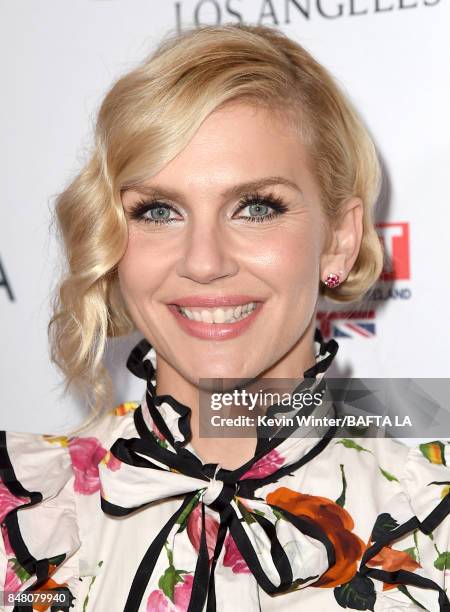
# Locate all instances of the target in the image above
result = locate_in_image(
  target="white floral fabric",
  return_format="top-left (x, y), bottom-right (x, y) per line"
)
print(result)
top-left (1, 329), bottom-right (450, 612)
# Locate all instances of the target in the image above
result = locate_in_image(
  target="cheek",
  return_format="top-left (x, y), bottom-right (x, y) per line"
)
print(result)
top-left (257, 229), bottom-right (321, 289)
top-left (117, 234), bottom-right (161, 298)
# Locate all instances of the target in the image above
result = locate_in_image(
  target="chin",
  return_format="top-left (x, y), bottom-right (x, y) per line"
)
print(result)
top-left (190, 361), bottom-right (253, 383)
top-left (193, 366), bottom-right (245, 380)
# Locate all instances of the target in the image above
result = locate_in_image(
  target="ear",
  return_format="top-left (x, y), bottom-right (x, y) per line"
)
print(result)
top-left (320, 197), bottom-right (364, 284)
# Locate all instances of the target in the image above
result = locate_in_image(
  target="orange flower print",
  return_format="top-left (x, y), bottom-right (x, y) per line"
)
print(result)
top-left (419, 441), bottom-right (446, 465)
top-left (362, 513), bottom-right (423, 592)
top-left (365, 545), bottom-right (421, 591)
top-left (111, 402), bottom-right (139, 417)
top-left (266, 487), bottom-right (365, 588)
top-left (32, 576), bottom-right (68, 611)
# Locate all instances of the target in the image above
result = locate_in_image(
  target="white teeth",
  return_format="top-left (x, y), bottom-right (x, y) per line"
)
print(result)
top-left (213, 309), bottom-right (226, 323)
top-left (200, 309), bottom-right (213, 323)
top-left (177, 302), bottom-right (257, 324)
top-left (224, 308), bottom-right (234, 322)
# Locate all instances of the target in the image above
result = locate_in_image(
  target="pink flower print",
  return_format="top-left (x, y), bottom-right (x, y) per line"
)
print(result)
top-left (223, 533), bottom-right (251, 574)
top-left (1, 524), bottom-right (14, 556)
top-left (146, 589), bottom-right (175, 611)
top-left (1, 526), bottom-right (24, 593)
top-left (241, 449), bottom-right (284, 479)
top-left (152, 421), bottom-right (164, 440)
top-left (101, 450), bottom-right (122, 472)
top-left (68, 437), bottom-right (108, 495)
top-left (186, 504), bottom-right (219, 561)
top-left (173, 574), bottom-right (194, 610)
top-left (146, 575), bottom-right (194, 612)
top-left (4, 560), bottom-right (21, 593)
top-left (0, 480), bottom-right (29, 523)
top-left (147, 418), bottom-right (168, 448)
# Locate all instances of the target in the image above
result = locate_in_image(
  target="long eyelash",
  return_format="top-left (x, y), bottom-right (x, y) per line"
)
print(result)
top-left (126, 191), bottom-right (289, 225)
top-left (235, 191), bottom-right (289, 223)
top-left (127, 198), bottom-right (179, 225)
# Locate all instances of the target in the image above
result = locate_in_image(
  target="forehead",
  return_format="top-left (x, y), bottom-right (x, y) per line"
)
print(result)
top-left (139, 102), bottom-right (311, 195)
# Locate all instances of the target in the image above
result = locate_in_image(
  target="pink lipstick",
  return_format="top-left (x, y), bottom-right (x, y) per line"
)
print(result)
top-left (166, 297), bottom-right (265, 340)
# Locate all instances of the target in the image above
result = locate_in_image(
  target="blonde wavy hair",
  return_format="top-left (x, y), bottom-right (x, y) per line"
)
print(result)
top-left (49, 24), bottom-right (384, 418)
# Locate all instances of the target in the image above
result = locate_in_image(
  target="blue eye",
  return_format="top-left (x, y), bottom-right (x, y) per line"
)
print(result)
top-left (237, 201), bottom-right (275, 223)
top-left (146, 206), bottom-right (174, 223)
top-left (234, 193), bottom-right (289, 223)
top-left (127, 192), bottom-right (289, 226)
top-left (128, 202), bottom-right (179, 225)
top-left (249, 203), bottom-right (269, 216)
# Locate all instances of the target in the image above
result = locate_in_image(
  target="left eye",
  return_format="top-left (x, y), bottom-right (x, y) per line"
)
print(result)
top-left (236, 202), bottom-right (274, 222)
top-left (234, 195), bottom-right (288, 223)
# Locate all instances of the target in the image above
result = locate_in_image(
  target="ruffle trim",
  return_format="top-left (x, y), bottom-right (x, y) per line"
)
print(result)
top-left (0, 430), bottom-right (80, 610)
top-left (356, 440), bottom-right (450, 611)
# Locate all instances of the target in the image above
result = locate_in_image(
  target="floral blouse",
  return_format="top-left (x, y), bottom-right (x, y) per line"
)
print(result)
top-left (1, 328), bottom-right (450, 612)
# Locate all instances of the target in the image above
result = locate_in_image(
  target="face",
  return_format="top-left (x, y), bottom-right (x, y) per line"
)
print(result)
top-left (118, 103), bottom-right (328, 387)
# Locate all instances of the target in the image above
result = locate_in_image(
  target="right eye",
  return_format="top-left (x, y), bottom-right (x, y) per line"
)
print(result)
top-left (128, 201), bottom-right (181, 225)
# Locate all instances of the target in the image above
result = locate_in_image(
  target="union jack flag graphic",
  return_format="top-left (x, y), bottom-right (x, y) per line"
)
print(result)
top-left (316, 310), bottom-right (376, 339)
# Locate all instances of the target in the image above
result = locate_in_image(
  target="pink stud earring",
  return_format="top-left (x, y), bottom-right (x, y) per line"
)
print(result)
top-left (323, 272), bottom-right (341, 289)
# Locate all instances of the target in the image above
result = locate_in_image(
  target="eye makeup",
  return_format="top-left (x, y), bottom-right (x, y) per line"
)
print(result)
top-left (126, 190), bottom-right (290, 226)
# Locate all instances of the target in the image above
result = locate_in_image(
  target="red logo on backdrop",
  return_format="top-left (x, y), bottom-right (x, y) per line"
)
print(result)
top-left (376, 222), bottom-right (410, 281)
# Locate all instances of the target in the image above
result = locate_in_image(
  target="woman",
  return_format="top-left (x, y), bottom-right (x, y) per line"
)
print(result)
top-left (1, 24), bottom-right (449, 612)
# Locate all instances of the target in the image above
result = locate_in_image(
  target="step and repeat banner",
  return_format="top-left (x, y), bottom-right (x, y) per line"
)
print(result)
top-left (0, 0), bottom-right (449, 434)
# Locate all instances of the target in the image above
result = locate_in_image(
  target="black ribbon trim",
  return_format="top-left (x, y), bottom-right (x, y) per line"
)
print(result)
top-left (123, 493), bottom-right (195, 612)
top-left (421, 492), bottom-right (450, 535)
top-left (134, 404), bottom-right (205, 479)
top-left (267, 504), bottom-right (336, 570)
top-left (187, 502), bottom-right (210, 612)
top-left (106, 327), bottom-right (342, 611)
top-left (131, 401), bottom-right (337, 503)
top-left (147, 391), bottom-right (192, 449)
top-left (110, 382), bottom-right (450, 611)
top-left (125, 328), bottom-right (337, 384)
top-left (206, 506), bottom-right (231, 612)
top-left (0, 431), bottom-right (74, 611)
top-left (110, 434), bottom-right (200, 476)
top-left (360, 496), bottom-right (450, 609)
top-left (126, 327), bottom-right (337, 461)
top-left (136, 396), bottom-right (337, 493)
top-left (103, 407), bottom-right (338, 610)
top-left (364, 566), bottom-right (450, 610)
top-left (256, 328), bottom-right (337, 455)
top-left (249, 511), bottom-right (293, 590)
top-left (239, 410), bottom-right (338, 497)
top-left (126, 338), bottom-right (154, 381)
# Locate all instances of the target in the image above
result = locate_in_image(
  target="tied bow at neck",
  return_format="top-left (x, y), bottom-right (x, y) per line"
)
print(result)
top-left (99, 328), bottom-right (339, 612)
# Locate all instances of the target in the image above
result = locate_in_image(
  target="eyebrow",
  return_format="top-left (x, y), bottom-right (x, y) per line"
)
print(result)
top-left (121, 176), bottom-right (302, 202)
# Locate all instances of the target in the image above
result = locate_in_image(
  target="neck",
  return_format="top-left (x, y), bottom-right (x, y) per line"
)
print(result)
top-left (154, 323), bottom-right (317, 470)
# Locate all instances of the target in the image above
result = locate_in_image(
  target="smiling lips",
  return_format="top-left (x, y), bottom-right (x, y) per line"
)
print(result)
top-left (167, 295), bottom-right (265, 340)
top-left (177, 301), bottom-right (257, 323)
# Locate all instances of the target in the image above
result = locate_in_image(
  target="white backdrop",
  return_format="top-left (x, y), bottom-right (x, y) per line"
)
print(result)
top-left (1, 0), bottom-right (449, 435)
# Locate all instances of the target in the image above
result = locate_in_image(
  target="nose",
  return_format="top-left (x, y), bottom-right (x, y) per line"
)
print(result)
top-left (176, 217), bottom-right (238, 284)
